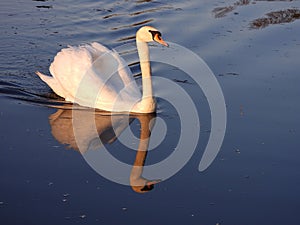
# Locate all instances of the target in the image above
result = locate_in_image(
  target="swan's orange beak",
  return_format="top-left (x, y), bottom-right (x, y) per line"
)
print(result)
top-left (154, 33), bottom-right (169, 47)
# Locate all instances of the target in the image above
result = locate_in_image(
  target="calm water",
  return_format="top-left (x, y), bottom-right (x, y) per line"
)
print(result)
top-left (1, 0), bottom-right (300, 224)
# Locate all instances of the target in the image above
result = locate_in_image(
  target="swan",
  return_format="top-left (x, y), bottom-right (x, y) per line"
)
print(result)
top-left (36, 26), bottom-right (168, 113)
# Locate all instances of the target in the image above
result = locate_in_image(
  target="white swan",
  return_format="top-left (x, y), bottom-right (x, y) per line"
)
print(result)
top-left (36, 26), bottom-right (168, 113)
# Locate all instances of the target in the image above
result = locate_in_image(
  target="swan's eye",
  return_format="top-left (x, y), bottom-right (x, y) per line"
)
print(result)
top-left (149, 30), bottom-right (162, 41)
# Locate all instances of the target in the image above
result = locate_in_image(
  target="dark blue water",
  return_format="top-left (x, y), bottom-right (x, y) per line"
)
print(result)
top-left (1, 0), bottom-right (300, 224)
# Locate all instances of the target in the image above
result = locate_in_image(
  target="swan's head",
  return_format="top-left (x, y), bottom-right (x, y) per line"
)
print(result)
top-left (131, 179), bottom-right (161, 193)
top-left (136, 26), bottom-right (168, 47)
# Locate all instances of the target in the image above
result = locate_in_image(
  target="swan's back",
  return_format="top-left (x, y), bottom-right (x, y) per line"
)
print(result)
top-left (38, 42), bottom-right (142, 111)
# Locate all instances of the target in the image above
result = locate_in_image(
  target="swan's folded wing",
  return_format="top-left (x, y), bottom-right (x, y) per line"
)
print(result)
top-left (47, 42), bottom-right (142, 111)
top-left (49, 45), bottom-right (94, 102)
top-left (92, 42), bottom-right (141, 101)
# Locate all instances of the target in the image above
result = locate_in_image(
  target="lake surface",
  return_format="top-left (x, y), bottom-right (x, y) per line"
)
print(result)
top-left (1, 0), bottom-right (300, 224)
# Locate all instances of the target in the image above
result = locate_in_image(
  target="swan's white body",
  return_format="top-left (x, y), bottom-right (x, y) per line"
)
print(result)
top-left (36, 26), bottom-right (168, 113)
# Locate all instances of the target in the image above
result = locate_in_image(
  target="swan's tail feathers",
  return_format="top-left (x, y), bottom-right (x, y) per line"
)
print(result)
top-left (35, 71), bottom-right (66, 99)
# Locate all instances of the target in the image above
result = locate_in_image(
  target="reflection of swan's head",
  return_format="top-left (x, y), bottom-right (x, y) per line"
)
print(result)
top-left (136, 26), bottom-right (168, 47)
top-left (131, 179), bottom-right (161, 194)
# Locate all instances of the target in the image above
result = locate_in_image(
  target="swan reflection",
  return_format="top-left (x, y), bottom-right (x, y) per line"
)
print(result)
top-left (49, 107), bottom-right (160, 193)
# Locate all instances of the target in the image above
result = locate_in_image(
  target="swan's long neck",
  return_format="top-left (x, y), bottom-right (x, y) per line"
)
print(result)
top-left (136, 41), bottom-right (152, 99)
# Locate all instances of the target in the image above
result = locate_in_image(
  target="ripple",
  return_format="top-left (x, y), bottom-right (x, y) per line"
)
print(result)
top-left (212, 0), bottom-right (251, 18)
top-left (111, 19), bottom-right (154, 31)
top-left (117, 35), bottom-right (136, 42)
top-left (129, 6), bottom-right (173, 16)
top-left (250, 8), bottom-right (300, 28)
top-left (0, 73), bottom-right (65, 107)
top-left (103, 13), bottom-right (124, 19)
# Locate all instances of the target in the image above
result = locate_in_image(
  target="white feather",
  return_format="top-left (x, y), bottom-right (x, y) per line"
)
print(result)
top-left (37, 42), bottom-right (142, 112)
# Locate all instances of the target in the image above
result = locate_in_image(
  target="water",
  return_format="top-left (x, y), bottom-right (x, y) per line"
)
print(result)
top-left (1, 0), bottom-right (300, 224)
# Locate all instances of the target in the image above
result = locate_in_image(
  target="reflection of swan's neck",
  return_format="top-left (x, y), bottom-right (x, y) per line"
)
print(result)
top-left (135, 41), bottom-right (155, 113)
top-left (130, 115), bottom-right (151, 187)
top-left (130, 115), bottom-right (160, 193)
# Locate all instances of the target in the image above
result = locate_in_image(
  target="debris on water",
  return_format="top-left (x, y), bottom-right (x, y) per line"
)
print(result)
top-left (79, 214), bottom-right (87, 219)
top-left (173, 79), bottom-right (189, 83)
top-left (48, 182), bottom-right (54, 186)
top-left (0, 201), bottom-right (4, 205)
top-left (240, 105), bottom-right (244, 117)
top-left (62, 193), bottom-right (70, 202)
top-left (175, 8), bottom-right (183, 11)
top-left (235, 148), bottom-right (241, 154)
top-left (36, 5), bottom-right (53, 9)
top-left (218, 72), bottom-right (239, 76)
top-left (226, 72), bottom-right (239, 76)
top-left (122, 207), bottom-right (127, 211)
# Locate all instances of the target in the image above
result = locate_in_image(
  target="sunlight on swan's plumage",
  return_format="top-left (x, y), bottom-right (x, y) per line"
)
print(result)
top-left (36, 26), bottom-right (168, 113)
